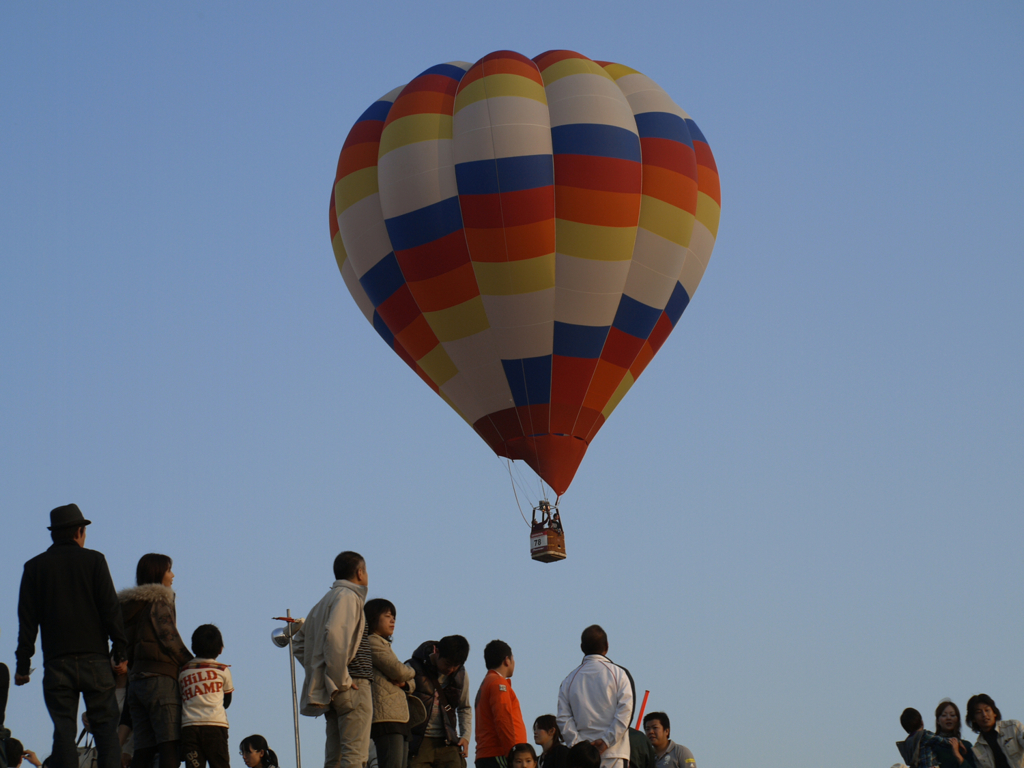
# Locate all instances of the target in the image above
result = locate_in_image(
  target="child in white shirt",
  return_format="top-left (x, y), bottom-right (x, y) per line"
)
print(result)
top-left (179, 624), bottom-right (234, 768)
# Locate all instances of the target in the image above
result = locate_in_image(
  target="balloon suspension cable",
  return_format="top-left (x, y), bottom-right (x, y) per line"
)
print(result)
top-left (507, 459), bottom-right (531, 528)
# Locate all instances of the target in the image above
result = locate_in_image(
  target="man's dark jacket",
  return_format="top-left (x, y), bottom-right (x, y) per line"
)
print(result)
top-left (406, 640), bottom-right (466, 754)
top-left (16, 541), bottom-right (127, 676)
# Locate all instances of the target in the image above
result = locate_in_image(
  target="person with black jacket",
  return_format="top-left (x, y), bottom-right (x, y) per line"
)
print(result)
top-left (15, 504), bottom-right (128, 768)
top-left (407, 637), bottom-right (471, 768)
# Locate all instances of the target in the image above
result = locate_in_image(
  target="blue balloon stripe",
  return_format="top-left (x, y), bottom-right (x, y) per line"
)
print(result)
top-left (634, 112), bottom-right (693, 147)
top-left (665, 281), bottom-right (690, 326)
top-left (551, 124), bottom-right (641, 162)
top-left (502, 355), bottom-right (552, 406)
top-left (372, 311), bottom-right (395, 348)
top-left (358, 100), bottom-right (394, 124)
top-left (553, 322), bottom-right (610, 359)
top-left (684, 118), bottom-right (707, 145)
top-left (359, 252), bottom-right (405, 307)
top-left (612, 294), bottom-right (662, 339)
top-left (385, 197), bottom-right (464, 252)
top-left (418, 63), bottom-right (469, 82)
top-left (455, 155), bottom-right (554, 195)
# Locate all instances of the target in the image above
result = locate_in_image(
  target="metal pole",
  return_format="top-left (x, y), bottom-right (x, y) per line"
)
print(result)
top-left (287, 608), bottom-right (302, 768)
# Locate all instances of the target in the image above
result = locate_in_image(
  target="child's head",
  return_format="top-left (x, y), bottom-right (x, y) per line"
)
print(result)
top-left (508, 744), bottom-right (537, 768)
top-left (240, 735), bottom-right (277, 768)
top-left (900, 708), bottom-right (924, 734)
top-left (364, 598), bottom-right (397, 639)
top-left (4, 738), bottom-right (25, 768)
top-left (565, 742), bottom-right (600, 768)
top-left (191, 624), bottom-right (224, 659)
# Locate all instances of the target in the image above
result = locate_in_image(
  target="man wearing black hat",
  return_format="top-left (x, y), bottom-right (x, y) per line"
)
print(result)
top-left (15, 504), bottom-right (128, 768)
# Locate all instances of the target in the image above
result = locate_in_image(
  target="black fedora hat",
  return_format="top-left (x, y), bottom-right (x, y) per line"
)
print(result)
top-left (48, 504), bottom-right (92, 530)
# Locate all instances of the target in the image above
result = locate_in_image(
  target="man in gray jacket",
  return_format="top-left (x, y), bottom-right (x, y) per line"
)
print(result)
top-left (293, 552), bottom-right (371, 768)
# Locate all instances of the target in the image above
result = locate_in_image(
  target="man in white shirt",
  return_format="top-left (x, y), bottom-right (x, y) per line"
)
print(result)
top-left (556, 626), bottom-right (633, 768)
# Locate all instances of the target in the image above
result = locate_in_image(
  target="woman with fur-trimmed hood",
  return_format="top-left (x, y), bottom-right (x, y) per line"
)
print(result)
top-left (118, 553), bottom-right (192, 768)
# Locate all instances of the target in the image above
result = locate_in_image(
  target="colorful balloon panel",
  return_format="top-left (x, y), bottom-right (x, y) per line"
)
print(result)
top-left (330, 50), bottom-right (720, 496)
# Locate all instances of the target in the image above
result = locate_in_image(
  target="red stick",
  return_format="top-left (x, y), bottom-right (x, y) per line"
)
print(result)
top-left (635, 690), bottom-right (650, 729)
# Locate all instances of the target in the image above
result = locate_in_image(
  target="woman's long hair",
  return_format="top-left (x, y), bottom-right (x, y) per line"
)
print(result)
top-left (136, 553), bottom-right (172, 586)
top-left (240, 735), bottom-right (279, 768)
top-left (533, 715), bottom-right (564, 745)
top-left (364, 598), bottom-right (397, 641)
top-left (935, 700), bottom-right (962, 738)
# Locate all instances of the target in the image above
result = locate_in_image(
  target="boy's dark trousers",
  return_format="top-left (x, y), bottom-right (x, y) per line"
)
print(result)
top-left (182, 725), bottom-right (230, 768)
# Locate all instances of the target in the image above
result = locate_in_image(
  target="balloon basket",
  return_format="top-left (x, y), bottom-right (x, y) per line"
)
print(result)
top-left (529, 500), bottom-right (566, 563)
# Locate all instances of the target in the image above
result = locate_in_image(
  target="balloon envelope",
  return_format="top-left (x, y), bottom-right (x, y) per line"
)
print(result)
top-left (329, 50), bottom-right (720, 496)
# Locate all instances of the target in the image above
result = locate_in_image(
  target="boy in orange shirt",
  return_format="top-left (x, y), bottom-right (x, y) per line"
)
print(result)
top-left (474, 640), bottom-right (527, 768)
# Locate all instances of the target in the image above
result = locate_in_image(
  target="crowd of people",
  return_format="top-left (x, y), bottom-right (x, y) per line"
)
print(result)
top-left (895, 697), bottom-right (1024, 767)
top-left (4, 505), bottom-right (697, 768)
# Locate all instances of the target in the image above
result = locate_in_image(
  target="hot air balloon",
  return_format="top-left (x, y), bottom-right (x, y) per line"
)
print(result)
top-left (329, 50), bottom-right (720, 559)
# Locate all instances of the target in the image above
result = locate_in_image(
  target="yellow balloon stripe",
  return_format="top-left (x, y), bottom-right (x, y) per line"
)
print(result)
top-left (378, 113), bottom-right (453, 157)
top-left (333, 167), bottom-right (379, 214)
top-left (541, 56), bottom-right (614, 85)
top-left (423, 296), bottom-right (490, 342)
top-left (455, 74), bottom-right (547, 112)
top-left (555, 220), bottom-right (637, 261)
top-left (695, 193), bottom-right (721, 239)
top-left (472, 255), bottom-right (556, 296)
top-left (638, 196), bottom-right (696, 248)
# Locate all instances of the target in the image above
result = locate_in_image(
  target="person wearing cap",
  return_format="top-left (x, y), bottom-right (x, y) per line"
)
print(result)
top-left (15, 504), bottom-right (128, 768)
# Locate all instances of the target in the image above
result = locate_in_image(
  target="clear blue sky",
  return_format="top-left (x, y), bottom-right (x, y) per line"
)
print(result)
top-left (2, 2), bottom-right (1022, 766)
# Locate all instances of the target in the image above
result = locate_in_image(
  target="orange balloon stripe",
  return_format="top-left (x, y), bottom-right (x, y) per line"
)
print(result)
top-left (458, 51), bottom-right (544, 91)
top-left (638, 137), bottom-right (698, 179)
top-left (646, 313), bottom-right (674, 353)
top-left (550, 355), bottom-right (598, 404)
top-left (533, 49), bottom-right (588, 71)
top-left (642, 166), bottom-right (698, 212)
top-left (394, 229), bottom-right (471, 282)
top-left (376, 283), bottom-right (424, 335)
top-left (464, 219), bottom-right (554, 263)
top-left (341, 120), bottom-right (386, 154)
top-left (480, 54), bottom-right (545, 83)
top-left (553, 155), bottom-right (642, 194)
top-left (384, 89), bottom-right (456, 123)
top-left (629, 341), bottom-right (656, 379)
top-left (515, 403), bottom-right (550, 440)
top-left (485, 407), bottom-right (527, 443)
top-left (338, 142), bottom-right (380, 177)
top-left (394, 314), bottom-right (442, 360)
top-left (406, 261), bottom-right (479, 313)
top-left (694, 140), bottom-right (718, 174)
top-left (600, 326), bottom-right (646, 369)
top-left (459, 187), bottom-right (553, 229)
top-left (697, 164), bottom-right (721, 207)
top-left (328, 189), bottom-right (339, 240)
top-left (581, 359), bottom-right (628, 412)
top-left (549, 402), bottom-right (582, 434)
top-left (573, 408), bottom-right (603, 441)
top-left (555, 186), bottom-right (641, 227)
